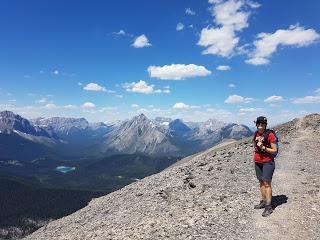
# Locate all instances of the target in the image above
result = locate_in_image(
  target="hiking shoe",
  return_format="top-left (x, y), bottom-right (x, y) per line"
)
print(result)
top-left (254, 200), bottom-right (266, 209)
top-left (262, 204), bottom-right (273, 217)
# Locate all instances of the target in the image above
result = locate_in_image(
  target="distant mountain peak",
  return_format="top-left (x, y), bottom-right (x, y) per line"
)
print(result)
top-left (169, 119), bottom-right (191, 132)
top-left (135, 113), bottom-right (148, 120)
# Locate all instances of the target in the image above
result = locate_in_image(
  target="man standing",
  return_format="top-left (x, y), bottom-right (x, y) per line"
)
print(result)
top-left (252, 116), bottom-right (278, 217)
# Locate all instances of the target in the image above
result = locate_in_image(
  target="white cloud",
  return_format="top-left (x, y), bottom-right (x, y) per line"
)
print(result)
top-left (41, 103), bottom-right (57, 109)
top-left (122, 80), bottom-right (168, 94)
top-left (83, 83), bottom-right (107, 92)
top-left (247, 1), bottom-right (261, 8)
top-left (291, 96), bottom-right (320, 104)
top-left (137, 108), bottom-right (148, 113)
top-left (212, 0), bottom-right (250, 31)
top-left (115, 30), bottom-right (125, 36)
top-left (63, 104), bottom-right (78, 109)
top-left (224, 94), bottom-right (254, 103)
top-left (173, 102), bottom-right (190, 109)
top-left (314, 88), bottom-right (320, 95)
top-left (228, 83), bottom-right (236, 88)
top-left (198, 26), bottom-right (239, 57)
top-left (98, 106), bottom-right (118, 112)
top-left (239, 107), bottom-right (263, 113)
top-left (36, 97), bottom-right (48, 104)
top-left (78, 82), bottom-right (83, 86)
top-left (132, 34), bottom-right (152, 48)
top-left (81, 102), bottom-right (96, 109)
top-left (52, 70), bottom-right (59, 75)
top-left (246, 25), bottom-right (320, 65)
top-left (131, 104), bottom-right (139, 108)
top-left (83, 83), bottom-right (115, 93)
top-left (245, 57), bottom-right (269, 65)
top-left (185, 8), bottom-right (195, 15)
top-left (198, 0), bottom-right (258, 57)
top-left (173, 102), bottom-right (200, 109)
top-left (264, 95), bottom-right (284, 103)
top-left (216, 65), bottom-right (231, 71)
top-left (163, 89), bottom-right (171, 93)
top-left (209, 0), bottom-right (223, 3)
top-left (148, 64), bottom-right (211, 80)
top-left (123, 80), bottom-right (154, 94)
top-left (176, 22), bottom-right (185, 31)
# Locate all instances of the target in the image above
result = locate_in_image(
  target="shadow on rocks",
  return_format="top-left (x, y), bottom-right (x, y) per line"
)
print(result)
top-left (272, 194), bottom-right (288, 209)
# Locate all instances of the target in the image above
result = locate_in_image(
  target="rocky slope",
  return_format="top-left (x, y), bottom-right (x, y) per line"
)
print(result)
top-left (22, 113), bottom-right (320, 240)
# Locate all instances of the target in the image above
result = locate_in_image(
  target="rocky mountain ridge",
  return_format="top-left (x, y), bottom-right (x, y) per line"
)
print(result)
top-left (0, 110), bottom-right (252, 160)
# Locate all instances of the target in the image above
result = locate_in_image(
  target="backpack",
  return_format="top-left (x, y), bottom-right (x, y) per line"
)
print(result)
top-left (253, 129), bottom-right (279, 158)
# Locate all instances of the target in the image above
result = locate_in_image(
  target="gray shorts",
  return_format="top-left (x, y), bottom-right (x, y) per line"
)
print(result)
top-left (255, 160), bottom-right (275, 182)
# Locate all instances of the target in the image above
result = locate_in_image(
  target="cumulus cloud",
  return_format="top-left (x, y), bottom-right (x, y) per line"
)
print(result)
top-left (224, 94), bottom-right (254, 103)
top-left (173, 102), bottom-right (200, 109)
top-left (83, 83), bottom-right (115, 93)
top-left (290, 88), bottom-right (320, 104)
top-left (176, 22), bottom-right (185, 31)
top-left (228, 83), bottom-right (236, 88)
top-left (81, 102), bottom-right (96, 109)
top-left (185, 8), bottom-right (195, 15)
top-left (148, 64), bottom-right (211, 80)
top-left (132, 34), bottom-right (152, 48)
top-left (198, 0), bottom-right (259, 57)
top-left (246, 25), bottom-right (320, 65)
top-left (83, 83), bottom-right (106, 92)
top-left (131, 104), bottom-right (139, 108)
top-left (122, 80), bottom-right (169, 94)
top-left (173, 102), bottom-right (190, 109)
top-left (198, 26), bottom-right (239, 57)
top-left (264, 95), bottom-right (284, 103)
top-left (212, 0), bottom-right (250, 31)
top-left (216, 65), bottom-right (231, 71)
top-left (291, 96), bottom-right (320, 104)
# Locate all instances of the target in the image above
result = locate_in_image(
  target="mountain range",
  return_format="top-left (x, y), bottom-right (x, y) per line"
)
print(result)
top-left (0, 110), bottom-right (252, 161)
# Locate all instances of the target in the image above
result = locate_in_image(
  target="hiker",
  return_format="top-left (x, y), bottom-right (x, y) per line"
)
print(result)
top-left (251, 116), bottom-right (277, 217)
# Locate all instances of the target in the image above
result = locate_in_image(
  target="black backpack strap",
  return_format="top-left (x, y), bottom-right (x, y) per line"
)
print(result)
top-left (253, 130), bottom-right (258, 143)
top-left (263, 129), bottom-right (273, 148)
top-left (253, 130), bottom-right (259, 152)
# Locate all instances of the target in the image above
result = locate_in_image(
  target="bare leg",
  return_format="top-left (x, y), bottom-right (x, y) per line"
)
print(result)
top-left (259, 180), bottom-right (266, 201)
top-left (263, 180), bottom-right (272, 205)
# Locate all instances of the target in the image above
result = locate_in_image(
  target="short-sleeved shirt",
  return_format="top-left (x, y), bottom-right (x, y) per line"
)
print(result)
top-left (253, 131), bottom-right (276, 163)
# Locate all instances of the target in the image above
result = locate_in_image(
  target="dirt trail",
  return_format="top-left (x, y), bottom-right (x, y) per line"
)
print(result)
top-left (251, 119), bottom-right (320, 240)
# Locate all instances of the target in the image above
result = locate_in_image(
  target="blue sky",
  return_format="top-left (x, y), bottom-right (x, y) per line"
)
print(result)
top-left (0, 0), bottom-right (319, 127)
